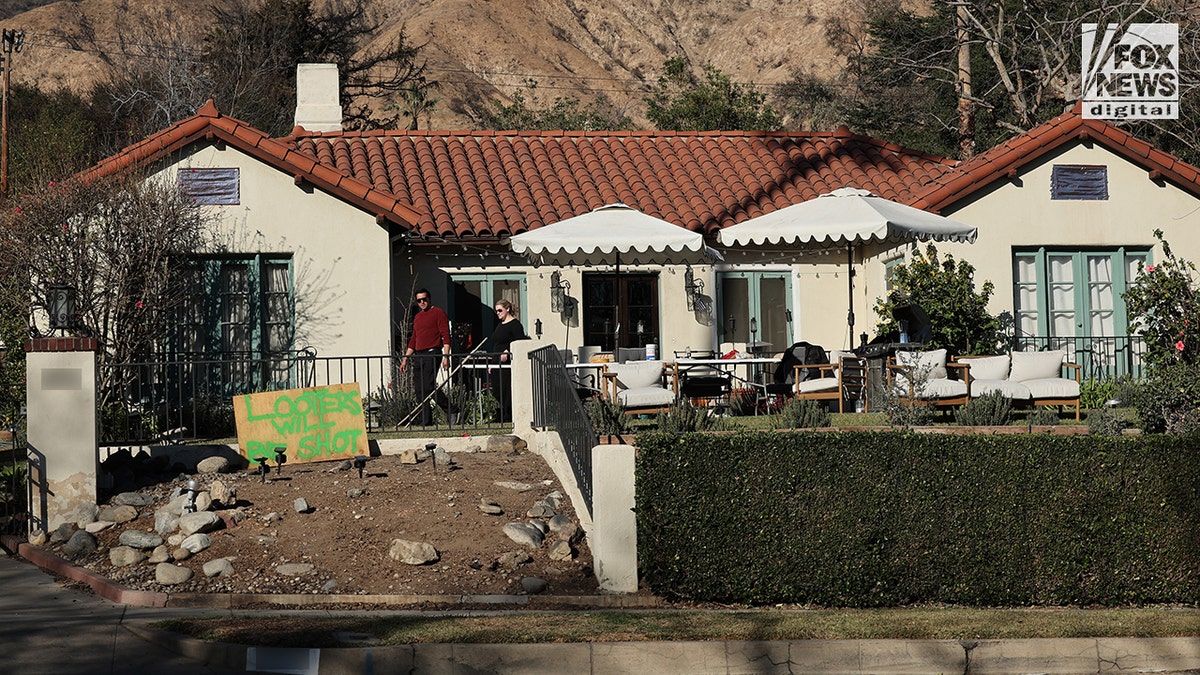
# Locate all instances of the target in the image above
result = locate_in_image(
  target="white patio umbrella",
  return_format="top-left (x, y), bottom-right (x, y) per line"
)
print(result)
top-left (717, 187), bottom-right (977, 340)
top-left (510, 202), bottom-right (721, 349)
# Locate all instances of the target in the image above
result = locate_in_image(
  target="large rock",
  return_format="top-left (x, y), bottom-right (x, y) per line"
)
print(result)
top-left (487, 434), bottom-right (528, 454)
top-left (293, 497), bottom-right (312, 513)
top-left (196, 456), bottom-right (231, 474)
top-left (97, 504), bottom-right (139, 524)
top-left (73, 502), bottom-right (99, 527)
top-left (50, 523), bottom-right (76, 543)
top-left (154, 508), bottom-right (180, 535)
top-left (193, 492), bottom-right (213, 513)
top-left (548, 540), bottom-right (574, 562)
top-left (388, 539), bottom-right (439, 565)
top-left (180, 533), bottom-right (212, 554)
top-left (178, 511), bottom-right (221, 535)
top-left (85, 520), bottom-right (114, 534)
top-left (503, 522), bottom-right (544, 548)
top-left (118, 530), bottom-right (164, 550)
top-left (147, 545), bottom-right (172, 563)
top-left (203, 558), bottom-right (234, 578)
top-left (62, 531), bottom-right (97, 560)
top-left (155, 563), bottom-right (193, 585)
top-left (113, 492), bottom-right (154, 507)
top-left (276, 563), bottom-right (315, 576)
top-left (521, 577), bottom-right (548, 594)
top-left (110, 546), bottom-right (147, 567)
top-left (209, 480), bottom-right (236, 508)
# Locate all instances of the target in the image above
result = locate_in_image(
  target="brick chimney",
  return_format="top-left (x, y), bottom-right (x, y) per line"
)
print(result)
top-left (294, 63), bottom-right (343, 132)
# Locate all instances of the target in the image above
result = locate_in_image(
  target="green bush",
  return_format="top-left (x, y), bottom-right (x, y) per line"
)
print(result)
top-left (953, 391), bottom-right (1012, 426)
top-left (779, 398), bottom-right (831, 429)
top-left (1132, 362), bottom-right (1200, 434)
top-left (586, 397), bottom-right (628, 437)
top-left (1027, 406), bottom-right (1061, 426)
top-left (1080, 378), bottom-right (1117, 410)
top-left (727, 389), bottom-right (757, 416)
top-left (657, 400), bottom-right (722, 433)
top-left (636, 431), bottom-right (1200, 606)
top-left (1086, 407), bottom-right (1125, 436)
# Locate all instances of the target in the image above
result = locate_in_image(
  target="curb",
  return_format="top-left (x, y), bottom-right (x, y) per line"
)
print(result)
top-left (0, 534), bottom-right (662, 609)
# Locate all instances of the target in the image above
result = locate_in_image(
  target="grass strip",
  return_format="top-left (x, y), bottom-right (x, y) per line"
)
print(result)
top-left (154, 607), bottom-right (1200, 647)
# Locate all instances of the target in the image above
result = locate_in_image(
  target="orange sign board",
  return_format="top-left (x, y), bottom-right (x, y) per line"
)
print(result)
top-left (232, 383), bottom-right (368, 464)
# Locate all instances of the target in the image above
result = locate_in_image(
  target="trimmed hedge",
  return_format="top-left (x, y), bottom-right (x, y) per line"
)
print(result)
top-left (635, 431), bottom-right (1200, 606)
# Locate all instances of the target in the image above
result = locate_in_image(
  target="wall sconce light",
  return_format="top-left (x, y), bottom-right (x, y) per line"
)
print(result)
top-left (684, 266), bottom-right (705, 311)
top-left (48, 284), bottom-right (75, 333)
top-left (550, 271), bottom-right (571, 313)
top-left (534, 318), bottom-right (543, 338)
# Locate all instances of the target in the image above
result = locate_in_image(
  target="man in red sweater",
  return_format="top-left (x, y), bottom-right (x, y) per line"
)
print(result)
top-left (400, 288), bottom-right (454, 426)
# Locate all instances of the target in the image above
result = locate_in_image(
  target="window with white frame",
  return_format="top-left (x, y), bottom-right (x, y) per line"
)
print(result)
top-left (718, 271), bottom-right (792, 351)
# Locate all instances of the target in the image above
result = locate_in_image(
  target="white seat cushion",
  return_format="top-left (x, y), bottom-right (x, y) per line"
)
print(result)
top-left (970, 379), bottom-right (1031, 400)
top-left (1023, 377), bottom-right (1080, 399)
top-left (796, 377), bottom-right (838, 394)
top-left (618, 386), bottom-right (677, 408)
top-left (964, 355), bottom-right (1010, 381)
top-left (1010, 350), bottom-right (1065, 382)
top-left (894, 349), bottom-right (950, 392)
top-left (892, 377), bottom-right (967, 399)
top-left (608, 362), bottom-right (664, 390)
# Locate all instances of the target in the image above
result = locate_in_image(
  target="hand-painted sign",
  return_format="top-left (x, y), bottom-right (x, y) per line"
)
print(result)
top-left (232, 383), bottom-right (368, 464)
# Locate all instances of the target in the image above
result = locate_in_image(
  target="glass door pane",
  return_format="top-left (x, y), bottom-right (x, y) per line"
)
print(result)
top-left (582, 274), bottom-right (658, 350)
top-left (758, 276), bottom-right (789, 352)
top-left (1047, 254), bottom-right (1076, 339)
top-left (1086, 255), bottom-right (1115, 336)
top-left (720, 277), bottom-right (749, 343)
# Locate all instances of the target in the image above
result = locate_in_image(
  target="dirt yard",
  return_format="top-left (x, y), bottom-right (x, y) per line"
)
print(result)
top-left (53, 444), bottom-right (598, 598)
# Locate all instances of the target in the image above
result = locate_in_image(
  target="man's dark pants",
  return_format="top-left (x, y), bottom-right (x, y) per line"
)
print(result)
top-left (412, 351), bottom-right (451, 426)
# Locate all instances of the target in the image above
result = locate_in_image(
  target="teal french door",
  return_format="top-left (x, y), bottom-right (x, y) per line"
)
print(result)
top-left (717, 271), bottom-right (793, 351)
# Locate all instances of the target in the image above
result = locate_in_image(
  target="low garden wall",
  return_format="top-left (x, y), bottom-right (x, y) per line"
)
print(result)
top-left (636, 430), bottom-right (1200, 606)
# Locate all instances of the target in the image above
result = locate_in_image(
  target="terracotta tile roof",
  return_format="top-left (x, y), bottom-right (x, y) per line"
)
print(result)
top-left (910, 103), bottom-right (1200, 212)
top-left (286, 125), bottom-right (958, 240)
top-left (78, 100), bottom-right (424, 228)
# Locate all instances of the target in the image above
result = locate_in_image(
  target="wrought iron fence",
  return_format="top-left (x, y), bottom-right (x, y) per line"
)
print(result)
top-left (97, 349), bottom-right (513, 444)
top-left (1006, 334), bottom-right (1147, 382)
top-left (529, 345), bottom-right (597, 515)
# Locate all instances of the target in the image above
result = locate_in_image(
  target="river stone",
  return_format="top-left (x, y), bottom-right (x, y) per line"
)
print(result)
top-left (28, 529), bottom-right (47, 546)
top-left (388, 539), bottom-right (440, 565)
top-left (203, 558), bottom-right (234, 578)
top-left (494, 481), bottom-right (533, 492)
top-left (209, 480), bottom-right (236, 507)
top-left (119, 530), bottom-right (164, 550)
top-left (293, 498), bottom-right (311, 514)
top-left (497, 550), bottom-right (532, 570)
top-left (527, 504), bottom-right (554, 518)
top-left (276, 563), bottom-right (315, 576)
top-left (155, 563), bottom-right (193, 585)
top-left (147, 545), bottom-right (172, 563)
top-left (478, 500), bottom-right (504, 516)
top-left (172, 548), bottom-right (191, 561)
top-left (163, 494), bottom-right (188, 516)
top-left (529, 519), bottom-right (549, 534)
top-left (85, 520), bottom-right (115, 534)
top-left (520, 577), bottom-right (548, 594)
top-left (73, 502), bottom-right (99, 527)
top-left (97, 504), bottom-right (138, 524)
top-left (193, 492), bottom-right (213, 513)
top-left (544, 491), bottom-right (564, 509)
top-left (487, 434), bottom-right (528, 454)
top-left (154, 509), bottom-right (179, 535)
top-left (181, 533), bottom-right (212, 554)
top-left (547, 514), bottom-right (573, 533)
top-left (109, 546), bottom-right (147, 567)
top-left (433, 447), bottom-right (453, 467)
top-left (398, 449), bottom-right (420, 464)
top-left (167, 533), bottom-right (185, 547)
top-left (113, 492), bottom-right (154, 507)
top-left (503, 522), bottom-right (544, 548)
top-left (62, 531), bottom-right (97, 560)
top-left (50, 523), bottom-right (76, 543)
top-left (196, 456), bottom-right (230, 474)
top-left (548, 540), bottom-right (573, 562)
top-left (178, 511), bottom-right (221, 535)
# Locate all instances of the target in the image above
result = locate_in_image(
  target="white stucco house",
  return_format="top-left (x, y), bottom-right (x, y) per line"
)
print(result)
top-left (79, 77), bottom-right (1200, 382)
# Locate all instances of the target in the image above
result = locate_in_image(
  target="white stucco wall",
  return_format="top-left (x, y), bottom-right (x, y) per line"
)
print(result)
top-left (153, 143), bottom-right (395, 358)
top-left (930, 142), bottom-right (1200, 319)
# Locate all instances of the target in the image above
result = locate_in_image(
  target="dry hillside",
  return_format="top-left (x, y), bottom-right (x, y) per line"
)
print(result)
top-left (0, 0), bottom-right (850, 129)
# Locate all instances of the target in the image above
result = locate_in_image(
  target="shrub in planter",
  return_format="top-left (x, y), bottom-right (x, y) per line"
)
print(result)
top-left (1133, 361), bottom-right (1200, 435)
top-left (953, 390), bottom-right (1012, 426)
top-left (779, 398), bottom-right (831, 428)
top-left (1087, 407), bottom-right (1125, 436)
top-left (658, 400), bottom-right (722, 433)
top-left (1028, 406), bottom-right (1061, 426)
top-left (586, 397), bottom-right (629, 436)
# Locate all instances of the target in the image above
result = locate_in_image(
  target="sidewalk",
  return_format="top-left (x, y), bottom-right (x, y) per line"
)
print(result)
top-left (4, 539), bottom-right (1200, 675)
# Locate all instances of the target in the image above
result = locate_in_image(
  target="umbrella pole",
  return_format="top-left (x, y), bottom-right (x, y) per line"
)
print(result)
top-left (613, 251), bottom-right (621, 351)
top-left (846, 243), bottom-right (855, 343)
